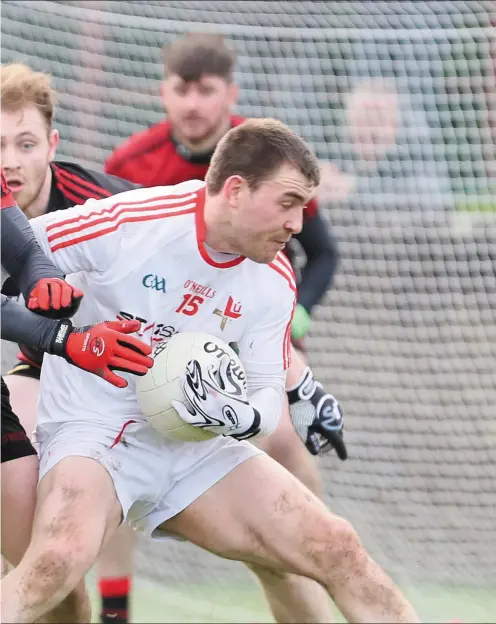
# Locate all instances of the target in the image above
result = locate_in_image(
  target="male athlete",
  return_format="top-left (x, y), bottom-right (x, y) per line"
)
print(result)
top-left (1, 171), bottom-right (154, 623)
top-left (1, 118), bottom-right (419, 624)
top-left (105, 33), bottom-right (344, 464)
top-left (1, 62), bottom-right (148, 623)
top-left (2, 60), bottom-right (343, 622)
top-left (105, 34), bottom-right (345, 621)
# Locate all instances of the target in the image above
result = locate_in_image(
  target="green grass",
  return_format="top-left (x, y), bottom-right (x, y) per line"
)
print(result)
top-left (86, 574), bottom-right (496, 623)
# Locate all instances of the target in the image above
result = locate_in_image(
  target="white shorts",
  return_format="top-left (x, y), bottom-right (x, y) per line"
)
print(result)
top-left (36, 419), bottom-right (262, 540)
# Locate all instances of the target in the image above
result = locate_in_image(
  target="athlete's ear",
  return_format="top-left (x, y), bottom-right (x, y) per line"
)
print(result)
top-left (161, 80), bottom-right (169, 110)
top-left (223, 175), bottom-right (246, 208)
top-left (48, 129), bottom-right (59, 162)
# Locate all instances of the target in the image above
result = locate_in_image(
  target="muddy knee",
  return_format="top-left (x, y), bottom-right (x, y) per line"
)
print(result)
top-left (30, 503), bottom-right (95, 599)
top-left (319, 519), bottom-right (369, 587)
top-left (29, 548), bottom-right (72, 597)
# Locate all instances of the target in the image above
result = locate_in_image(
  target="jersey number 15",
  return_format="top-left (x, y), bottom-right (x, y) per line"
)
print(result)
top-left (175, 294), bottom-right (204, 316)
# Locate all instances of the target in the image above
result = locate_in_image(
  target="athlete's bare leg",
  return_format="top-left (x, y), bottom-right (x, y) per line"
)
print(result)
top-left (247, 343), bottom-right (332, 622)
top-left (254, 392), bottom-right (331, 622)
top-left (1, 456), bottom-right (122, 624)
top-left (1, 448), bottom-right (91, 624)
top-left (162, 453), bottom-right (419, 623)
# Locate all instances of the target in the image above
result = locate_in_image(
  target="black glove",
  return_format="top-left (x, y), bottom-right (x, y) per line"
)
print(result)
top-left (287, 366), bottom-right (347, 460)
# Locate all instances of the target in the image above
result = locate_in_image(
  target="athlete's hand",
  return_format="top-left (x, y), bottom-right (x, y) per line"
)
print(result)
top-left (288, 367), bottom-right (347, 459)
top-left (49, 319), bottom-right (153, 388)
top-left (172, 355), bottom-right (261, 440)
top-left (27, 277), bottom-right (84, 319)
top-left (291, 303), bottom-right (311, 340)
top-left (305, 386), bottom-right (347, 459)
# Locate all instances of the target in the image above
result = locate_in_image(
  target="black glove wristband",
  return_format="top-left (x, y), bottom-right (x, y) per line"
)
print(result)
top-left (230, 408), bottom-right (261, 441)
top-left (48, 318), bottom-right (73, 357)
top-left (287, 366), bottom-right (318, 405)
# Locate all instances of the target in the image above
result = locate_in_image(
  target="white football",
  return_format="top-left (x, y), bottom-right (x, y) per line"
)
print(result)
top-left (136, 332), bottom-right (246, 442)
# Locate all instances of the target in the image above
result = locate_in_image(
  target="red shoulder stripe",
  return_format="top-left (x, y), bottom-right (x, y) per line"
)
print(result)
top-left (269, 254), bottom-right (297, 293)
top-left (50, 205), bottom-right (195, 253)
top-left (46, 189), bottom-right (198, 234)
top-left (55, 182), bottom-right (86, 205)
top-left (55, 165), bottom-right (112, 199)
top-left (283, 298), bottom-right (296, 370)
top-left (275, 250), bottom-right (293, 274)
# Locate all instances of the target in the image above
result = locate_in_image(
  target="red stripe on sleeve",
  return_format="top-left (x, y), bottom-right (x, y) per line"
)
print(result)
top-left (55, 181), bottom-right (87, 205)
top-left (49, 206), bottom-right (195, 253)
top-left (55, 166), bottom-right (112, 198)
top-left (46, 190), bottom-right (198, 234)
top-left (268, 260), bottom-right (297, 293)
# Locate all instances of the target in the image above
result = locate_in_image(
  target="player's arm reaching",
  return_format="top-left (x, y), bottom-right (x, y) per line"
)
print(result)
top-left (1, 170), bottom-right (83, 317)
top-left (1, 172), bottom-right (153, 387)
top-left (1, 296), bottom-right (152, 388)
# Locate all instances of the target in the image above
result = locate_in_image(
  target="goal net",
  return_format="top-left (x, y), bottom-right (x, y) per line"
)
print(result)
top-left (2, 1), bottom-right (495, 620)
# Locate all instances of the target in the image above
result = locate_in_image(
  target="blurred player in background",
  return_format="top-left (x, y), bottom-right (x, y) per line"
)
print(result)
top-left (0, 63), bottom-right (145, 624)
top-left (105, 33), bottom-right (345, 622)
top-left (0, 171), bottom-right (154, 624)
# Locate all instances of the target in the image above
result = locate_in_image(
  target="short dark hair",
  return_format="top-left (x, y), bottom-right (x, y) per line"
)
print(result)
top-left (206, 118), bottom-right (321, 194)
top-left (163, 33), bottom-right (236, 83)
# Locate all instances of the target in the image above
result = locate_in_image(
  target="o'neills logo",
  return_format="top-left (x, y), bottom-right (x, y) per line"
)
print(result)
top-left (184, 280), bottom-right (216, 299)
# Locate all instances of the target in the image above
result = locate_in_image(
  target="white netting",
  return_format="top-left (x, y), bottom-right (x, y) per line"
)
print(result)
top-left (1, 0), bottom-right (495, 616)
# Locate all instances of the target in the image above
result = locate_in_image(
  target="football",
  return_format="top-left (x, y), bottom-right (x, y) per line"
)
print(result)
top-left (136, 331), bottom-right (246, 442)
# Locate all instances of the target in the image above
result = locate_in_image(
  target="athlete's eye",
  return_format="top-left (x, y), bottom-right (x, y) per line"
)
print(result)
top-left (20, 142), bottom-right (36, 151)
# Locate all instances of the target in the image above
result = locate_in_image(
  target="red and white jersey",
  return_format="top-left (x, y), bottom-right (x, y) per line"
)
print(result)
top-left (30, 180), bottom-right (296, 427)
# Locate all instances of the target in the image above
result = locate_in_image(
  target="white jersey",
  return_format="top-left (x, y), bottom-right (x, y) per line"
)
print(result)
top-left (30, 180), bottom-right (296, 430)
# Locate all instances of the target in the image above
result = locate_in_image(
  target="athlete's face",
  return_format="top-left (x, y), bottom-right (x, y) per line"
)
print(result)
top-left (227, 163), bottom-right (315, 264)
top-left (1, 104), bottom-right (58, 213)
top-left (162, 74), bottom-right (238, 145)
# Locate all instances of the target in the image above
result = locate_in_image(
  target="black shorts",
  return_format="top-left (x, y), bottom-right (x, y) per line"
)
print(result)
top-left (5, 361), bottom-right (41, 380)
top-left (1, 376), bottom-right (37, 463)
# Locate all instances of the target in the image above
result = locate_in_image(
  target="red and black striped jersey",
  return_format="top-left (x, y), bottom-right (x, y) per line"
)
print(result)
top-left (49, 161), bottom-right (140, 211)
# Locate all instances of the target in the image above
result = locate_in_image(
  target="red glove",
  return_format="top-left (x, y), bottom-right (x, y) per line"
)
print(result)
top-left (27, 277), bottom-right (84, 318)
top-left (1, 169), bottom-right (16, 209)
top-left (49, 319), bottom-right (153, 388)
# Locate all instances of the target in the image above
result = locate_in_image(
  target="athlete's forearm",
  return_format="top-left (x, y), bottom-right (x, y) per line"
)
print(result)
top-left (1, 204), bottom-right (65, 300)
top-left (1, 294), bottom-right (59, 353)
top-left (249, 384), bottom-right (285, 437)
